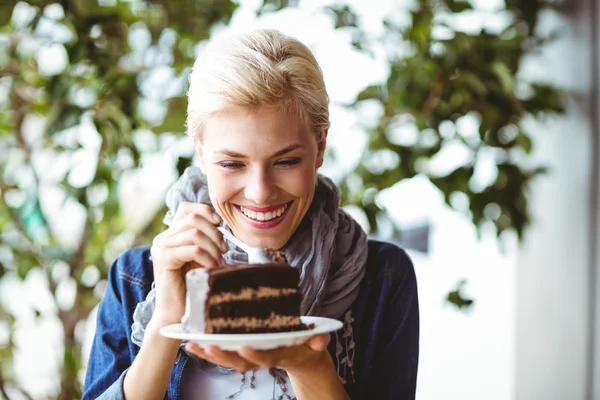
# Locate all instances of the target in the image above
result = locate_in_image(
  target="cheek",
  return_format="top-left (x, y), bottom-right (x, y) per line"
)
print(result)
top-left (299, 164), bottom-right (318, 193)
top-left (279, 168), bottom-right (316, 200)
top-left (206, 171), bottom-right (237, 204)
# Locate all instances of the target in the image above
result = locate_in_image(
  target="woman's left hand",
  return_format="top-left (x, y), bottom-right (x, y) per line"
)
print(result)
top-left (184, 333), bottom-right (331, 374)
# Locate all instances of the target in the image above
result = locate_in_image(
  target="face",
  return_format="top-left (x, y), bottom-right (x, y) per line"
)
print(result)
top-left (197, 106), bottom-right (327, 249)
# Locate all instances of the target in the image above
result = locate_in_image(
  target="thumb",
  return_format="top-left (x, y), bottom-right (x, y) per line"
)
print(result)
top-left (307, 334), bottom-right (330, 352)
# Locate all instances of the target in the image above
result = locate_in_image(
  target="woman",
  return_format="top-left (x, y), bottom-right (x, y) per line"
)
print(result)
top-left (83, 29), bottom-right (419, 400)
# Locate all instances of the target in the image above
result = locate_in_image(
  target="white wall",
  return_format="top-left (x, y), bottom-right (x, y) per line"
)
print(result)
top-left (591, 0), bottom-right (600, 397)
top-left (376, 177), bottom-right (517, 400)
top-left (516, 2), bottom-right (595, 399)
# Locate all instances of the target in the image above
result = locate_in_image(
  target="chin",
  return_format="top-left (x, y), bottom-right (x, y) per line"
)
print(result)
top-left (244, 235), bottom-right (288, 250)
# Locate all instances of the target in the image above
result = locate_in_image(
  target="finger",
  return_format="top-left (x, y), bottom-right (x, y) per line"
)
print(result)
top-left (185, 344), bottom-right (227, 367)
top-left (166, 228), bottom-right (225, 262)
top-left (163, 245), bottom-right (220, 270)
top-left (185, 343), bottom-right (251, 371)
top-left (237, 346), bottom-right (292, 368)
top-left (204, 346), bottom-right (259, 372)
top-left (151, 229), bottom-right (168, 250)
top-left (306, 334), bottom-right (330, 352)
top-left (176, 213), bottom-right (228, 253)
top-left (185, 342), bottom-right (209, 359)
top-left (174, 202), bottom-right (221, 225)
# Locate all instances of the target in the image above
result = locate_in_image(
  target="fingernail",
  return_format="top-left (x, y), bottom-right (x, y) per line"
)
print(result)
top-left (212, 213), bottom-right (221, 223)
top-left (221, 241), bottom-right (229, 252)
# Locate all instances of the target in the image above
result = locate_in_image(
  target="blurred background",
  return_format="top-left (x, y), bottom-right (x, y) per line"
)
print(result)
top-left (0, 0), bottom-right (598, 399)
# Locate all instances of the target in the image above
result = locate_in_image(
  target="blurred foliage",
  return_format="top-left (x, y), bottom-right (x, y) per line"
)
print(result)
top-left (336, 0), bottom-right (566, 243)
top-left (0, 0), bottom-right (236, 398)
top-left (333, 0), bottom-right (566, 311)
top-left (0, 0), bottom-right (566, 398)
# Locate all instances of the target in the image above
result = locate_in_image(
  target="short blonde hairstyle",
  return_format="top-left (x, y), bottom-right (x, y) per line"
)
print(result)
top-left (186, 29), bottom-right (330, 142)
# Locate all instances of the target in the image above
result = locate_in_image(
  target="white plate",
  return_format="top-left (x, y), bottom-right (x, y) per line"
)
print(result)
top-left (160, 316), bottom-right (343, 351)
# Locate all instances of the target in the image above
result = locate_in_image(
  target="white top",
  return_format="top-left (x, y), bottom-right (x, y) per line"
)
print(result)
top-left (181, 361), bottom-right (297, 400)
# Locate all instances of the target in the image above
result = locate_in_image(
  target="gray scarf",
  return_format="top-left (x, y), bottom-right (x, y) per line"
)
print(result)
top-left (131, 166), bottom-right (367, 345)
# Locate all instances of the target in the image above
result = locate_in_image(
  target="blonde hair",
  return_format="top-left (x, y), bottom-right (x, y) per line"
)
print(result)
top-left (186, 29), bottom-right (330, 142)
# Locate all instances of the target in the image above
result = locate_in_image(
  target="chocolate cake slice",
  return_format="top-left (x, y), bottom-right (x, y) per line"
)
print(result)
top-left (182, 262), bottom-right (308, 334)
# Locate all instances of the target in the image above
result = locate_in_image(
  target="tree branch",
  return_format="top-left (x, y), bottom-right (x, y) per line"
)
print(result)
top-left (423, 72), bottom-right (446, 112)
top-left (0, 374), bottom-right (9, 400)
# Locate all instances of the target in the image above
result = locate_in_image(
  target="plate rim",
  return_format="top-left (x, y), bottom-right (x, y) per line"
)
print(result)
top-left (160, 316), bottom-right (342, 342)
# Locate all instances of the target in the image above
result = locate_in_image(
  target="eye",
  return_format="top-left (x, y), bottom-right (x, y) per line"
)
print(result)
top-left (219, 161), bottom-right (245, 170)
top-left (276, 158), bottom-right (301, 167)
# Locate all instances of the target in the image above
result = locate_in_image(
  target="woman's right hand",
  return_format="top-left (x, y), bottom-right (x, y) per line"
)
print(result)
top-left (149, 202), bottom-right (228, 327)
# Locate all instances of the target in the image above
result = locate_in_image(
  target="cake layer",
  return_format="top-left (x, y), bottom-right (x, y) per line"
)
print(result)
top-left (205, 314), bottom-right (307, 334)
top-left (208, 263), bottom-right (299, 293)
top-left (207, 294), bottom-right (302, 319)
top-left (207, 325), bottom-right (308, 334)
top-left (207, 287), bottom-right (298, 304)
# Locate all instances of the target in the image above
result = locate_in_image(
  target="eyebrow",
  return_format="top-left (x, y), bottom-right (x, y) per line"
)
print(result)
top-left (215, 143), bottom-right (305, 158)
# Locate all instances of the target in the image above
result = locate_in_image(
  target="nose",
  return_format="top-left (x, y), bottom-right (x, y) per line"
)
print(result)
top-left (244, 166), bottom-right (277, 205)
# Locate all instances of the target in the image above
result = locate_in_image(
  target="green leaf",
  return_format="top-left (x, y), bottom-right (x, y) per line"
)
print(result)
top-left (47, 105), bottom-right (84, 137)
top-left (430, 166), bottom-right (475, 198)
top-left (153, 96), bottom-right (187, 134)
top-left (0, 2), bottom-right (15, 26)
top-left (516, 133), bottom-right (533, 153)
top-left (16, 253), bottom-right (38, 280)
top-left (491, 61), bottom-right (515, 94)
top-left (446, 0), bottom-right (473, 13)
top-left (456, 71), bottom-right (488, 97)
top-left (356, 85), bottom-right (384, 102)
top-left (446, 279), bottom-right (474, 310)
top-left (523, 84), bottom-right (566, 115)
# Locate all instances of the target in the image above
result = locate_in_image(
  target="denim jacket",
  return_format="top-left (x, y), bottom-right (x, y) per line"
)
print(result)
top-left (82, 240), bottom-right (419, 400)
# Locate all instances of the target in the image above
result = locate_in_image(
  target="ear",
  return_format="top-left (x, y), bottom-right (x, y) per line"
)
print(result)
top-left (315, 129), bottom-right (328, 169)
top-left (195, 143), bottom-right (206, 174)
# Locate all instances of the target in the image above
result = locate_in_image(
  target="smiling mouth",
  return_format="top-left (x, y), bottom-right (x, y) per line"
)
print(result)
top-left (237, 201), bottom-right (292, 222)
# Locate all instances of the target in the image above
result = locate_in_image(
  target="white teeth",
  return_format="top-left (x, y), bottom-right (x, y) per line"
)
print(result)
top-left (240, 204), bottom-right (288, 221)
